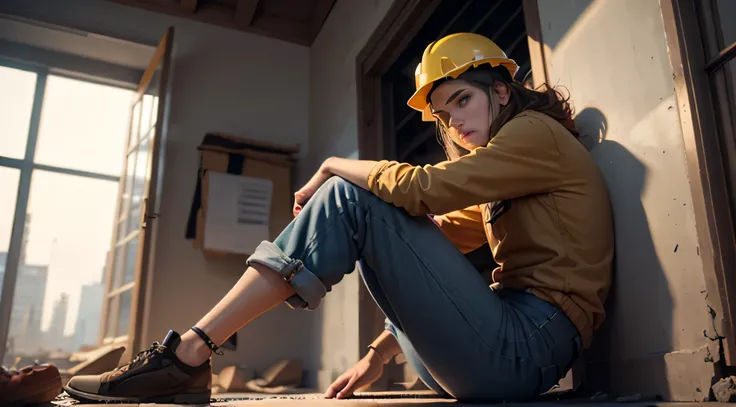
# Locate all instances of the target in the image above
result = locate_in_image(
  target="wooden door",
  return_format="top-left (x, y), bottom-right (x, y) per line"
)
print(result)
top-left (99, 27), bottom-right (174, 358)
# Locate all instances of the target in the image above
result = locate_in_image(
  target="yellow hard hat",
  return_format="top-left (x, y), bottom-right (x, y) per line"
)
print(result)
top-left (407, 33), bottom-right (518, 122)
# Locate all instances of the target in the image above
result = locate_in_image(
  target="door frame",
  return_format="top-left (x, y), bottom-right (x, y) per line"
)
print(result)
top-left (355, 0), bottom-right (442, 363)
top-left (354, 0), bottom-right (736, 381)
top-left (355, 0), bottom-right (547, 356)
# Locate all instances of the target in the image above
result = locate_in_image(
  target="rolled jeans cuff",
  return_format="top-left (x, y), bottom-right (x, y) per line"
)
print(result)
top-left (245, 241), bottom-right (327, 310)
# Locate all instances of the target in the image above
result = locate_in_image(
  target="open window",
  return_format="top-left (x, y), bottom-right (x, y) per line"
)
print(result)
top-left (0, 26), bottom-right (169, 365)
top-left (99, 28), bottom-right (174, 359)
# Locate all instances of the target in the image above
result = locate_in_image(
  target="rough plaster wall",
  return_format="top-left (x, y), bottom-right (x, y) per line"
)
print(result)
top-left (0, 0), bottom-right (317, 378)
top-left (537, 0), bottom-right (711, 397)
top-left (306, 0), bottom-right (394, 390)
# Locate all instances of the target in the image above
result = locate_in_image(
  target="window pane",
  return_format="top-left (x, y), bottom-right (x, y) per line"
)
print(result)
top-left (128, 205), bottom-right (141, 236)
top-left (144, 69), bottom-right (160, 131)
top-left (0, 168), bottom-right (20, 253)
top-left (127, 138), bottom-right (151, 234)
top-left (123, 237), bottom-right (138, 286)
top-left (116, 289), bottom-right (132, 336)
top-left (0, 167), bottom-right (21, 306)
top-left (129, 100), bottom-right (141, 150)
top-left (140, 94), bottom-right (154, 136)
top-left (34, 75), bottom-right (133, 176)
top-left (118, 151), bottom-right (137, 221)
top-left (104, 296), bottom-right (118, 338)
top-left (152, 96), bottom-right (159, 127)
top-left (3, 170), bottom-right (117, 366)
top-left (0, 66), bottom-right (36, 159)
top-left (111, 245), bottom-right (125, 289)
top-left (717, 0), bottom-right (736, 47)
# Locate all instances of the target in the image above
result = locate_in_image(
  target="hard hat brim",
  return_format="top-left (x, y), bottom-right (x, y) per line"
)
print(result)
top-left (407, 57), bottom-right (518, 122)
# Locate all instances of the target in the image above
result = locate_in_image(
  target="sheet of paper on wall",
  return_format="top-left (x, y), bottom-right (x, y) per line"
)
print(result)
top-left (204, 172), bottom-right (272, 255)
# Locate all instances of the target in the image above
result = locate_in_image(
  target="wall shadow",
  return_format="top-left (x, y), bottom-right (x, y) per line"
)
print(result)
top-left (574, 107), bottom-right (673, 399)
top-left (528, 0), bottom-right (594, 52)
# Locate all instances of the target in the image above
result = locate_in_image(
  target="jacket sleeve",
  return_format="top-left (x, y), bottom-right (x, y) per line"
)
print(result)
top-left (433, 206), bottom-right (487, 254)
top-left (366, 114), bottom-right (567, 216)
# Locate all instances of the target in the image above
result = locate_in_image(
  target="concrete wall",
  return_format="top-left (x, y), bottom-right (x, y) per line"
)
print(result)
top-left (0, 0), bottom-right (317, 378)
top-left (537, 0), bottom-right (714, 400)
top-left (305, 0), bottom-right (395, 390)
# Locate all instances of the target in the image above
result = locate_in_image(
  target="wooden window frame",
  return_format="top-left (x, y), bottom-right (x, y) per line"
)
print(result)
top-left (98, 27), bottom-right (174, 358)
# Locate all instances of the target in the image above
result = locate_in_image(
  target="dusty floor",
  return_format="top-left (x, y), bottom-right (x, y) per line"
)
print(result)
top-left (49, 391), bottom-right (732, 407)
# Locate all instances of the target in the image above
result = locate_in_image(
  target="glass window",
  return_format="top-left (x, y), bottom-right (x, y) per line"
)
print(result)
top-left (3, 170), bottom-right (117, 366)
top-left (127, 138), bottom-right (151, 234)
top-left (34, 76), bottom-right (133, 176)
top-left (123, 238), bottom-right (138, 286)
top-left (104, 297), bottom-right (118, 338)
top-left (0, 66), bottom-right (36, 159)
top-left (116, 290), bottom-right (132, 337)
top-left (0, 167), bottom-right (21, 305)
top-left (0, 65), bottom-right (140, 365)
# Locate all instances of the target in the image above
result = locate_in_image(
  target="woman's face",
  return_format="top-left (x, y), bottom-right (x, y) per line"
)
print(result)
top-left (429, 79), bottom-right (509, 150)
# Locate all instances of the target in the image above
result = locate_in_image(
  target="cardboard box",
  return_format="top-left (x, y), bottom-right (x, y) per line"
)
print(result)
top-left (186, 133), bottom-right (299, 256)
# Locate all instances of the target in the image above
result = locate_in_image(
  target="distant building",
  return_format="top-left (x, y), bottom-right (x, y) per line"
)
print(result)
top-left (0, 253), bottom-right (50, 355)
top-left (72, 279), bottom-right (105, 351)
top-left (0, 214), bottom-right (52, 354)
top-left (45, 293), bottom-right (70, 351)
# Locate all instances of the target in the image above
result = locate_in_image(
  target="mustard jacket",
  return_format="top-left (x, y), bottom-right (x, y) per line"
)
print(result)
top-left (367, 110), bottom-right (614, 348)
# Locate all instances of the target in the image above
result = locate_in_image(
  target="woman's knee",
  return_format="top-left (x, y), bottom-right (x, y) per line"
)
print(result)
top-left (314, 176), bottom-right (371, 204)
top-left (325, 176), bottom-right (362, 194)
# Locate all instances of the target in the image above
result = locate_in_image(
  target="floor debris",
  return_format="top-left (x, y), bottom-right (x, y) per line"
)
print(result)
top-left (712, 375), bottom-right (736, 402)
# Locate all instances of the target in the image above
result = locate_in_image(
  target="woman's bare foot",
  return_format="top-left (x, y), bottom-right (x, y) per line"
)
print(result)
top-left (174, 330), bottom-right (213, 367)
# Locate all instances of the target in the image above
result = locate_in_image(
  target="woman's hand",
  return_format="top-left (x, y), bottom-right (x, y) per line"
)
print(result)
top-left (324, 350), bottom-right (384, 399)
top-left (293, 160), bottom-right (333, 217)
top-left (292, 157), bottom-right (379, 217)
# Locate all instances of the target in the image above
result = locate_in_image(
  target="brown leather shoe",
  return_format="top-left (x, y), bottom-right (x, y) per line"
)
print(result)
top-left (0, 364), bottom-right (62, 407)
top-left (64, 330), bottom-right (211, 404)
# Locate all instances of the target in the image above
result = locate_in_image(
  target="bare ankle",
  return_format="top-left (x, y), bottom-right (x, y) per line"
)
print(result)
top-left (175, 331), bottom-right (212, 367)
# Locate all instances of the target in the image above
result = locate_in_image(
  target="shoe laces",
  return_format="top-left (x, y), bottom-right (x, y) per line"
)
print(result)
top-left (111, 342), bottom-right (165, 377)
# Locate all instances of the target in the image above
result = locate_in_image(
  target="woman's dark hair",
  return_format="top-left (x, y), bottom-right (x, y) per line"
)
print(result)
top-left (428, 65), bottom-right (578, 159)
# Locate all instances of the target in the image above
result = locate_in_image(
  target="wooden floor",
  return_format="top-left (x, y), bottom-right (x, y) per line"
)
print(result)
top-left (52, 391), bottom-right (734, 407)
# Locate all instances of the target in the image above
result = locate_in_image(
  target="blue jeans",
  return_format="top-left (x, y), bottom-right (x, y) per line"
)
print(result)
top-left (246, 177), bottom-right (581, 401)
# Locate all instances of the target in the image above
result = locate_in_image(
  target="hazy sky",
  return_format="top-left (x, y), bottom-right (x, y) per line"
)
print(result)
top-left (1, 66), bottom-right (133, 335)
